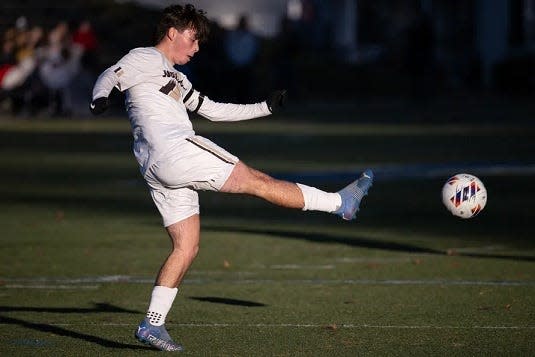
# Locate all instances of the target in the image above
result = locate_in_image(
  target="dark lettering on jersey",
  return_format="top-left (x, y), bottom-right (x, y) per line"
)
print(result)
top-left (162, 70), bottom-right (187, 90)
top-left (163, 70), bottom-right (180, 80)
top-left (159, 80), bottom-right (176, 95)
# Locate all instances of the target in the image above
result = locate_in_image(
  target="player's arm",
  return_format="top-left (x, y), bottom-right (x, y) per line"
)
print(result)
top-left (90, 66), bottom-right (120, 115)
top-left (90, 50), bottom-right (155, 115)
top-left (183, 86), bottom-right (287, 122)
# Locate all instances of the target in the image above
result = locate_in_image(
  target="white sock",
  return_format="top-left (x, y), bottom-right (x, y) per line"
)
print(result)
top-left (296, 183), bottom-right (342, 213)
top-left (146, 286), bottom-right (178, 326)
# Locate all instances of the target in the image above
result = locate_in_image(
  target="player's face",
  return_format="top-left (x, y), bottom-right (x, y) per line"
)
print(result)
top-left (173, 28), bottom-right (200, 65)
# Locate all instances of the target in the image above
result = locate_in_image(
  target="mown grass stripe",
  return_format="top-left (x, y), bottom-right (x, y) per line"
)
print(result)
top-left (17, 322), bottom-right (535, 330)
top-left (2, 277), bottom-right (534, 287)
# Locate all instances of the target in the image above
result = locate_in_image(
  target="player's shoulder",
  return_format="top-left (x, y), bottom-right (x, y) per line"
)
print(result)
top-left (128, 47), bottom-right (160, 58)
top-left (121, 47), bottom-right (164, 66)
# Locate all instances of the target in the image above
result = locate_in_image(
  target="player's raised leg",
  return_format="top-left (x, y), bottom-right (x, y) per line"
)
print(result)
top-left (221, 161), bottom-right (373, 220)
top-left (135, 214), bottom-right (200, 352)
top-left (221, 162), bottom-right (307, 208)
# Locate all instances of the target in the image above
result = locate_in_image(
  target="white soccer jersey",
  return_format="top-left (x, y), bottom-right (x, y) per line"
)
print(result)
top-left (92, 47), bottom-right (271, 174)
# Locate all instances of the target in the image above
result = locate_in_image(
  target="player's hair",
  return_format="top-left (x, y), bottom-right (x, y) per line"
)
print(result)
top-left (154, 4), bottom-right (210, 44)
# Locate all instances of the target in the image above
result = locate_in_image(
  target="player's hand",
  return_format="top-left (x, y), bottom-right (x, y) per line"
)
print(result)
top-left (90, 97), bottom-right (109, 115)
top-left (266, 90), bottom-right (287, 113)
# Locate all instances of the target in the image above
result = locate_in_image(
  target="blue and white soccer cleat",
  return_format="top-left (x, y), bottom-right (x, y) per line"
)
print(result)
top-left (135, 318), bottom-right (184, 352)
top-left (334, 169), bottom-right (374, 220)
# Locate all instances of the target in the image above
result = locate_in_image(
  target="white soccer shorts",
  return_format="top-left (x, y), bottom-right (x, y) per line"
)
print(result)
top-left (144, 135), bottom-right (239, 227)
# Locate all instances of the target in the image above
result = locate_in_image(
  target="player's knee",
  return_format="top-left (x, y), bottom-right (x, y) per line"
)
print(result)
top-left (189, 244), bottom-right (200, 261)
top-left (171, 243), bottom-right (199, 265)
top-left (183, 241), bottom-right (199, 260)
top-left (225, 162), bottom-right (274, 195)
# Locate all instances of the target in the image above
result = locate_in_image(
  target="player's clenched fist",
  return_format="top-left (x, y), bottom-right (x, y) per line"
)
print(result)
top-left (90, 97), bottom-right (109, 115)
top-left (266, 90), bottom-right (287, 113)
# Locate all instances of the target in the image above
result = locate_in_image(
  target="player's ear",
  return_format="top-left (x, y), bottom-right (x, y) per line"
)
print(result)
top-left (167, 27), bottom-right (177, 41)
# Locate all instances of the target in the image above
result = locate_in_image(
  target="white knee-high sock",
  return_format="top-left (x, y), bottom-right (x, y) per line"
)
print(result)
top-left (297, 183), bottom-right (342, 213)
top-left (146, 286), bottom-right (178, 326)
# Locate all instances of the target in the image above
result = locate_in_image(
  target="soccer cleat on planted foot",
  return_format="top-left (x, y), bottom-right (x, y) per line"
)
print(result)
top-left (135, 318), bottom-right (184, 352)
top-left (334, 169), bottom-right (374, 220)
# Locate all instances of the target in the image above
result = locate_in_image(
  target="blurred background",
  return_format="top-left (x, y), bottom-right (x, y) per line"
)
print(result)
top-left (1, 5), bottom-right (534, 354)
top-left (1, 0), bottom-right (534, 119)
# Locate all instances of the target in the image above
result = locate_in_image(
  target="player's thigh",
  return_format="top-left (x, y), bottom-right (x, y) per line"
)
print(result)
top-left (149, 183), bottom-right (200, 227)
top-left (166, 213), bottom-right (200, 251)
top-left (148, 136), bottom-right (238, 191)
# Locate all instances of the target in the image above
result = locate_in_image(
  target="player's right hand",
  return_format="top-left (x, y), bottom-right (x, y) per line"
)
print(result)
top-left (266, 90), bottom-right (287, 113)
top-left (90, 97), bottom-right (109, 115)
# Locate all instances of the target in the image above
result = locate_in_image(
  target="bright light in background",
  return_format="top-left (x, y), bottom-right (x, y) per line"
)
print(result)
top-left (218, 13), bottom-right (239, 29)
top-left (287, 0), bottom-right (303, 21)
top-left (117, 0), bottom-right (289, 37)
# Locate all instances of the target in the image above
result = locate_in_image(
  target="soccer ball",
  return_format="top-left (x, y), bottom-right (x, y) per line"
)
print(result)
top-left (441, 173), bottom-right (487, 219)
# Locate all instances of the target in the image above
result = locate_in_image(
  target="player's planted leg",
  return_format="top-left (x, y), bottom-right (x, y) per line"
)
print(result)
top-left (135, 317), bottom-right (184, 352)
top-left (135, 215), bottom-right (199, 351)
top-left (333, 169), bottom-right (374, 220)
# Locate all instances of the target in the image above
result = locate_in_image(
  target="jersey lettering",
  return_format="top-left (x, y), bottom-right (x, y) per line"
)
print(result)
top-left (159, 80), bottom-right (181, 101)
top-left (162, 70), bottom-right (187, 90)
top-left (159, 80), bottom-right (175, 95)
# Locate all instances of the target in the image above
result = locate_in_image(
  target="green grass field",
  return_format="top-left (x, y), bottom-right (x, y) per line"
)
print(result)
top-left (0, 113), bottom-right (534, 356)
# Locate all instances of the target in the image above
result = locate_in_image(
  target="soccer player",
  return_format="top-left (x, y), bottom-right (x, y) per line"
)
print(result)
top-left (90, 4), bottom-right (373, 352)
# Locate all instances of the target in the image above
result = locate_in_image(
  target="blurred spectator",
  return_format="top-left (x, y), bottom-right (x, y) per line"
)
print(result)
top-left (0, 17), bottom-right (98, 118)
top-left (70, 20), bottom-right (100, 116)
top-left (72, 20), bottom-right (98, 53)
top-left (72, 20), bottom-right (99, 71)
top-left (38, 21), bottom-right (83, 116)
top-left (0, 51), bottom-right (36, 91)
top-left (14, 26), bottom-right (44, 62)
top-left (0, 24), bottom-right (41, 115)
top-left (223, 14), bottom-right (259, 102)
top-left (15, 16), bottom-right (28, 31)
top-left (1, 31), bottom-right (16, 64)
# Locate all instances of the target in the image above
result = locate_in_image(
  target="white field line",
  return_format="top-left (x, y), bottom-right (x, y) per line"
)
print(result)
top-left (30, 322), bottom-right (535, 330)
top-left (335, 257), bottom-right (416, 263)
top-left (2, 276), bottom-right (535, 287)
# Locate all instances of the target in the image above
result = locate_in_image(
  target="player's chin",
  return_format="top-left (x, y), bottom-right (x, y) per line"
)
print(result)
top-left (179, 56), bottom-right (193, 65)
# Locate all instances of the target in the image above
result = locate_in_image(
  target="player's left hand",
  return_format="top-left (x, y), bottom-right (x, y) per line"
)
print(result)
top-left (90, 97), bottom-right (109, 115)
top-left (266, 90), bottom-right (287, 113)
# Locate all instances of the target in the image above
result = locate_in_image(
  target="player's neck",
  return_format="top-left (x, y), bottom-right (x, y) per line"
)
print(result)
top-left (154, 43), bottom-right (174, 66)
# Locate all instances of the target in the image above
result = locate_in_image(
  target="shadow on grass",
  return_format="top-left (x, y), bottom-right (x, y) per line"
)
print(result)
top-left (204, 226), bottom-right (535, 262)
top-left (0, 315), bottom-right (151, 350)
top-left (189, 296), bottom-right (266, 307)
top-left (0, 302), bottom-right (140, 314)
top-left (0, 303), bottom-right (152, 350)
top-left (0, 303), bottom-right (148, 350)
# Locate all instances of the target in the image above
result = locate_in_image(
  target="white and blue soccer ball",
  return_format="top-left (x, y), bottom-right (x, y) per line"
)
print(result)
top-left (442, 173), bottom-right (487, 219)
